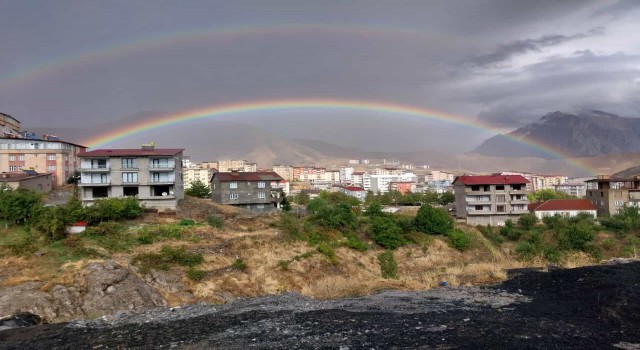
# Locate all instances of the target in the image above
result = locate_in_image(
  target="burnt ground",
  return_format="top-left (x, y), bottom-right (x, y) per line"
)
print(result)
top-left (1, 262), bottom-right (639, 350)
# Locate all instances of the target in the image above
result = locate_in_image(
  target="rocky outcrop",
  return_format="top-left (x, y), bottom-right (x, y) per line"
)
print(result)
top-left (0, 260), bottom-right (167, 322)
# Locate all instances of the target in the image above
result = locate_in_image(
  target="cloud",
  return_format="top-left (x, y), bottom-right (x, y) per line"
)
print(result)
top-left (463, 27), bottom-right (605, 68)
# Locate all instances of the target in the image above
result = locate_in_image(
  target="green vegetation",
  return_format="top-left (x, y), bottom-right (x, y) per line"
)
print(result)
top-left (447, 229), bottom-right (472, 251)
top-left (369, 216), bottom-right (405, 249)
top-left (186, 267), bottom-right (207, 281)
top-left (365, 190), bottom-right (454, 206)
top-left (132, 246), bottom-right (204, 274)
top-left (517, 213), bottom-right (538, 231)
top-left (378, 250), bottom-right (398, 279)
top-left (232, 257), bottom-right (247, 271)
top-left (528, 189), bottom-right (577, 202)
top-left (317, 243), bottom-right (339, 265)
top-left (207, 215), bottom-right (225, 229)
top-left (185, 180), bottom-right (211, 198)
top-left (413, 204), bottom-right (454, 235)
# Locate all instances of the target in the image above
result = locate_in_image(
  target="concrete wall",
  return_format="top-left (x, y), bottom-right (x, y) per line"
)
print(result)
top-left (532, 209), bottom-right (597, 220)
top-left (466, 214), bottom-right (523, 226)
top-left (0, 174), bottom-right (53, 193)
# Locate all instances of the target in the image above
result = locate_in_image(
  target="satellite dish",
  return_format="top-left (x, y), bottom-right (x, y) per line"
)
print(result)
top-left (162, 192), bottom-right (168, 196)
top-left (169, 191), bottom-right (174, 195)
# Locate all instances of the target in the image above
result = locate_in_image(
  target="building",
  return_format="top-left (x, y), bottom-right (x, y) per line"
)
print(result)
top-left (0, 113), bottom-right (21, 137)
top-left (274, 180), bottom-right (290, 195)
top-left (210, 171), bottom-right (284, 212)
top-left (453, 175), bottom-right (530, 225)
top-left (528, 199), bottom-right (597, 220)
top-left (351, 171), bottom-right (371, 191)
top-left (370, 173), bottom-right (417, 194)
top-left (339, 166), bottom-right (354, 183)
top-left (428, 170), bottom-right (455, 182)
top-left (183, 167), bottom-right (214, 189)
top-left (0, 171), bottom-right (53, 193)
top-left (389, 181), bottom-right (416, 195)
top-left (272, 164), bottom-right (293, 181)
top-left (340, 186), bottom-right (367, 201)
top-left (532, 175), bottom-right (568, 191)
top-left (553, 183), bottom-right (587, 198)
top-left (78, 145), bottom-right (184, 210)
top-left (0, 137), bottom-right (86, 187)
top-left (372, 167), bottom-right (404, 176)
top-left (585, 176), bottom-right (640, 217)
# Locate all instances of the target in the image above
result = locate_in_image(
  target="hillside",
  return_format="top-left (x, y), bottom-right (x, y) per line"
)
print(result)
top-left (475, 110), bottom-right (640, 158)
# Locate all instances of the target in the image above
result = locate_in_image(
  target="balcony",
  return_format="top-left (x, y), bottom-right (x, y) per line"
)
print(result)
top-left (511, 209), bottom-right (529, 214)
top-left (510, 198), bottom-right (529, 205)
top-left (150, 179), bottom-right (175, 185)
top-left (467, 210), bottom-right (494, 215)
top-left (466, 199), bottom-right (492, 205)
top-left (149, 164), bottom-right (175, 170)
top-left (78, 181), bottom-right (111, 186)
top-left (80, 165), bottom-right (110, 172)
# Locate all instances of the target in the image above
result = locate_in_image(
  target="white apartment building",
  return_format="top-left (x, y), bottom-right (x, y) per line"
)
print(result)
top-left (427, 170), bottom-right (455, 182)
top-left (370, 173), bottom-right (418, 194)
top-left (78, 145), bottom-right (184, 210)
top-left (184, 167), bottom-right (214, 189)
top-left (272, 164), bottom-right (293, 181)
top-left (351, 172), bottom-right (371, 191)
top-left (339, 166), bottom-right (354, 183)
top-left (372, 167), bottom-right (404, 176)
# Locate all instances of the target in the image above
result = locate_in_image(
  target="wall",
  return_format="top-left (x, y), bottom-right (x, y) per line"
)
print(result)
top-left (533, 209), bottom-right (597, 220)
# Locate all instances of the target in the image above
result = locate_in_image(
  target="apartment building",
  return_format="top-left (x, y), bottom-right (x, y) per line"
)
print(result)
top-left (585, 176), bottom-right (640, 217)
top-left (372, 167), bottom-right (404, 176)
top-left (351, 171), bottom-right (371, 191)
top-left (553, 183), bottom-right (587, 198)
top-left (340, 186), bottom-right (367, 201)
top-left (183, 167), bottom-right (214, 189)
top-left (453, 175), bottom-right (530, 225)
top-left (533, 175), bottom-right (568, 191)
top-left (339, 166), bottom-right (354, 184)
top-left (0, 137), bottom-right (86, 186)
top-left (0, 113), bottom-right (21, 137)
top-left (427, 170), bottom-right (455, 182)
top-left (210, 171), bottom-right (284, 212)
top-left (272, 164), bottom-right (293, 181)
top-left (371, 173), bottom-right (417, 194)
top-left (389, 181), bottom-right (416, 195)
top-left (78, 146), bottom-right (184, 210)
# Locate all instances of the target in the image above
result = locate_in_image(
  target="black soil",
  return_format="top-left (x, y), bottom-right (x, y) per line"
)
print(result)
top-left (1, 262), bottom-right (639, 350)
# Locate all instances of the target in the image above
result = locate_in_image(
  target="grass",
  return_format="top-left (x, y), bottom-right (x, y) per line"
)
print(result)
top-left (132, 245), bottom-right (204, 274)
top-left (232, 257), bottom-right (247, 271)
top-left (186, 267), bottom-right (207, 281)
top-left (377, 250), bottom-right (398, 279)
top-left (317, 243), bottom-right (338, 265)
top-left (207, 215), bottom-right (224, 229)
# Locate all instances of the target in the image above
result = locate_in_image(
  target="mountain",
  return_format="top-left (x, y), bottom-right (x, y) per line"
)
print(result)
top-left (474, 110), bottom-right (640, 158)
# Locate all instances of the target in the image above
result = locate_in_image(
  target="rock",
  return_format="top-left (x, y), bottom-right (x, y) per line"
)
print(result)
top-left (0, 312), bottom-right (42, 331)
top-left (51, 285), bottom-right (83, 319)
top-left (0, 282), bottom-right (58, 321)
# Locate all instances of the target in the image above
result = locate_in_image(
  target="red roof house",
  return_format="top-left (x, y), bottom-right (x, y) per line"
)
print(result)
top-left (528, 199), bottom-right (598, 219)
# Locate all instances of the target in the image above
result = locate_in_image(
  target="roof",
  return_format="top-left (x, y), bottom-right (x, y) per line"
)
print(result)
top-left (528, 199), bottom-right (597, 212)
top-left (79, 148), bottom-right (184, 157)
top-left (213, 171), bottom-right (283, 182)
top-left (0, 171), bottom-right (50, 181)
top-left (343, 186), bottom-right (365, 192)
top-left (0, 136), bottom-right (86, 148)
top-left (455, 175), bottom-right (530, 185)
top-left (352, 171), bottom-right (366, 175)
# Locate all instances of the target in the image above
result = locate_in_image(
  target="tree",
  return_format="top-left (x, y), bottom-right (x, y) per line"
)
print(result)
top-left (370, 216), bottom-right (405, 249)
top-left (0, 186), bottom-right (42, 228)
top-left (33, 205), bottom-right (70, 241)
top-left (293, 191), bottom-right (310, 206)
top-left (528, 189), bottom-right (575, 202)
top-left (518, 213), bottom-right (538, 230)
top-left (437, 191), bottom-right (455, 205)
top-left (185, 179), bottom-right (211, 198)
top-left (413, 204), bottom-right (454, 235)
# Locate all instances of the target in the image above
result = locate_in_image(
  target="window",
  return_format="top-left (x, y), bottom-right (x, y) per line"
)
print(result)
top-left (483, 185), bottom-right (490, 192)
top-left (8, 155), bottom-right (15, 161)
top-left (258, 192), bottom-right (266, 199)
top-left (229, 182), bottom-right (238, 189)
top-left (474, 205), bottom-right (484, 211)
top-left (258, 181), bottom-right (266, 188)
top-left (601, 191), bottom-right (604, 197)
top-left (92, 187), bottom-right (108, 198)
top-left (122, 172), bottom-right (138, 183)
top-left (229, 193), bottom-right (239, 200)
top-left (91, 159), bottom-right (107, 169)
top-left (496, 194), bottom-right (506, 202)
top-left (47, 165), bottom-right (56, 171)
top-left (151, 158), bottom-right (169, 168)
top-left (497, 205), bottom-right (506, 213)
top-left (18, 155), bottom-right (25, 161)
top-left (471, 185), bottom-right (480, 191)
top-left (495, 185), bottom-right (504, 191)
top-left (9, 166), bottom-right (16, 171)
top-left (512, 184), bottom-right (522, 191)
top-left (47, 154), bottom-right (56, 161)
top-left (123, 187), bottom-right (139, 197)
top-left (152, 173), bottom-right (170, 183)
top-left (121, 158), bottom-right (137, 168)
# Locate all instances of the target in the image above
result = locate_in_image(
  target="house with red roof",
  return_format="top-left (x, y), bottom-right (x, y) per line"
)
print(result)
top-left (453, 174), bottom-right (530, 225)
top-left (210, 170), bottom-right (284, 212)
top-left (528, 199), bottom-right (597, 219)
top-left (77, 144), bottom-right (184, 209)
top-left (339, 185), bottom-right (367, 201)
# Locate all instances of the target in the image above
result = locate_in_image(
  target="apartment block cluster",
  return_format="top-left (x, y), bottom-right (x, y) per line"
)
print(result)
top-left (0, 112), bottom-right (86, 191)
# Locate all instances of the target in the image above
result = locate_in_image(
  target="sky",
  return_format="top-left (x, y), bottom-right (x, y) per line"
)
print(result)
top-left (1, 0), bottom-right (639, 152)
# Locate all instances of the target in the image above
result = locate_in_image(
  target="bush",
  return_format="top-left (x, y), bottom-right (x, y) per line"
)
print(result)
top-left (518, 213), bottom-right (538, 230)
top-left (32, 205), bottom-right (70, 241)
top-left (186, 267), bottom-right (206, 281)
top-left (447, 229), bottom-right (472, 251)
top-left (179, 219), bottom-right (197, 226)
top-left (516, 241), bottom-right (538, 259)
top-left (344, 232), bottom-right (368, 251)
top-left (394, 215), bottom-right (415, 233)
top-left (207, 215), bottom-right (224, 229)
top-left (308, 197), bottom-right (357, 230)
top-left (370, 216), bottom-right (405, 249)
top-left (132, 246), bottom-right (204, 274)
top-left (136, 224), bottom-right (182, 245)
top-left (185, 180), bottom-right (211, 198)
top-left (413, 205), bottom-right (453, 235)
top-left (232, 257), bottom-right (247, 271)
top-left (83, 197), bottom-right (144, 224)
top-left (378, 250), bottom-right (398, 279)
top-left (317, 243), bottom-right (338, 265)
top-left (277, 260), bottom-right (290, 270)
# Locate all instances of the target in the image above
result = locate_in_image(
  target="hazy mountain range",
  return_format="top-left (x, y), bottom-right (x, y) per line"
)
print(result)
top-left (23, 109), bottom-right (640, 177)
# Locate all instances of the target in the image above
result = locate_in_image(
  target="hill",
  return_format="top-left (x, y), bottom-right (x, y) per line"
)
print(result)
top-left (475, 110), bottom-right (640, 158)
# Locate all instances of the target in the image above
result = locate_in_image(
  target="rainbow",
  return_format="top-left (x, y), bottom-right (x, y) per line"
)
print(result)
top-left (83, 98), bottom-right (595, 175)
top-left (0, 22), bottom-right (460, 90)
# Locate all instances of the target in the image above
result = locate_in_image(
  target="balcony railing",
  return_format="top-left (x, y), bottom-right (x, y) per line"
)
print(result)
top-left (149, 164), bottom-right (175, 169)
top-left (81, 165), bottom-right (110, 171)
top-left (78, 181), bottom-right (110, 186)
top-left (150, 179), bottom-right (175, 184)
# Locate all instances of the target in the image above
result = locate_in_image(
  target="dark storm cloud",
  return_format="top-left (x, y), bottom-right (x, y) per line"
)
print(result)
top-left (463, 27), bottom-right (604, 68)
top-left (592, 0), bottom-right (640, 17)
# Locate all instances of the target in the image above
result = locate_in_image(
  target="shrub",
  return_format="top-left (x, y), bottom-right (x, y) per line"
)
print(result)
top-left (394, 215), bottom-right (415, 233)
top-left (447, 229), bottom-right (472, 251)
top-left (277, 260), bottom-right (290, 270)
top-left (186, 267), bottom-right (207, 281)
top-left (413, 205), bottom-right (453, 235)
top-left (364, 203), bottom-right (384, 217)
top-left (179, 219), bottom-right (197, 226)
top-left (317, 243), bottom-right (338, 265)
top-left (2, 232), bottom-right (38, 255)
top-left (185, 180), bottom-right (211, 198)
top-left (32, 205), bottom-right (70, 241)
top-left (83, 197), bottom-right (144, 224)
top-left (308, 197), bottom-right (357, 230)
top-left (344, 232), bottom-right (368, 251)
top-left (515, 241), bottom-right (538, 259)
top-left (136, 224), bottom-right (183, 245)
top-left (518, 213), bottom-right (538, 230)
top-left (207, 215), bottom-right (224, 229)
top-left (132, 246), bottom-right (204, 274)
top-left (567, 222), bottom-right (596, 250)
top-left (84, 222), bottom-right (125, 236)
top-left (232, 257), bottom-right (247, 271)
top-left (378, 250), bottom-right (398, 279)
top-left (370, 216), bottom-right (405, 249)
top-left (601, 237), bottom-right (616, 250)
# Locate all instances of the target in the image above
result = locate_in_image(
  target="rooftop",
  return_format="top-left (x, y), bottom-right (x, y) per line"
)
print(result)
top-left (455, 175), bottom-right (530, 185)
top-left (213, 171), bottom-right (283, 182)
top-left (528, 199), bottom-right (597, 212)
top-left (343, 186), bottom-right (365, 192)
top-left (79, 148), bottom-right (184, 157)
top-left (0, 171), bottom-right (50, 181)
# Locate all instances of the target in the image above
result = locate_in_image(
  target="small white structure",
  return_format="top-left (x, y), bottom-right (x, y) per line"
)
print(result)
top-left (66, 221), bottom-right (88, 234)
top-left (528, 199), bottom-right (598, 219)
